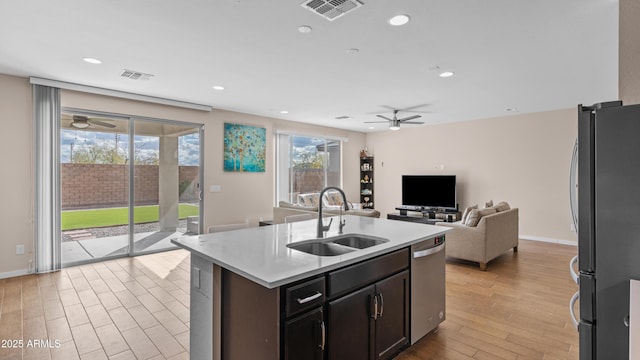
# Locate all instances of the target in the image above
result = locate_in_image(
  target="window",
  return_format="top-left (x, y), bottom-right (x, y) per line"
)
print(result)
top-left (276, 134), bottom-right (342, 204)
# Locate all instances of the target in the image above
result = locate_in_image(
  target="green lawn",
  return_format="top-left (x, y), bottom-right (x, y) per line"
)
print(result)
top-left (61, 204), bottom-right (200, 231)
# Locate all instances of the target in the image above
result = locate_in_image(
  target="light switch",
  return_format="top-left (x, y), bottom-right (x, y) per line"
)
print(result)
top-left (210, 185), bottom-right (221, 193)
top-left (193, 267), bottom-right (201, 289)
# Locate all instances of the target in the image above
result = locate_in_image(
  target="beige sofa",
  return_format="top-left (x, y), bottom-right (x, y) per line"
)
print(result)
top-left (273, 201), bottom-right (380, 224)
top-left (437, 207), bottom-right (518, 270)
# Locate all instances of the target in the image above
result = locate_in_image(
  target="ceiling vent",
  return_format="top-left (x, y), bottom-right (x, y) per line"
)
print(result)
top-left (301, 0), bottom-right (364, 21)
top-left (121, 69), bottom-right (154, 81)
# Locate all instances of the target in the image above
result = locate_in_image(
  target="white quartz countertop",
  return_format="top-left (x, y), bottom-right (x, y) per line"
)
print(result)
top-left (171, 215), bottom-right (451, 288)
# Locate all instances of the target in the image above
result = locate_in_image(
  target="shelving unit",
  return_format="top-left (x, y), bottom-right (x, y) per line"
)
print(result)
top-left (360, 156), bottom-right (374, 209)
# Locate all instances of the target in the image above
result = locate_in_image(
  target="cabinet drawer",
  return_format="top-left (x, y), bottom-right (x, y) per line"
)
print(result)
top-left (285, 277), bottom-right (326, 317)
top-left (328, 248), bottom-right (409, 298)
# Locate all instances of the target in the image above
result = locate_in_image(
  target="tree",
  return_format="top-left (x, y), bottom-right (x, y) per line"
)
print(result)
top-left (72, 143), bottom-right (126, 164)
top-left (293, 151), bottom-right (325, 169)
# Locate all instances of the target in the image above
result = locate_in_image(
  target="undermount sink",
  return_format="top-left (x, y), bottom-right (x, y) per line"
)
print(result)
top-left (287, 242), bottom-right (355, 256)
top-left (287, 234), bottom-right (389, 256)
top-left (328, 234), bottom-right (389, 249)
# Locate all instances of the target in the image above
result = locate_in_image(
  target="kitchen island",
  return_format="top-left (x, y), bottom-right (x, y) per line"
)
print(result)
top-left (171, 215), bottom-right (450, 360)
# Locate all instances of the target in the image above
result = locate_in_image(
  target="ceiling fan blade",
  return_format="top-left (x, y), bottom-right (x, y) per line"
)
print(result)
top-left (376, 115), bottom-right (393, 121)
top-left (88, 119), bottom-right (116, 128)
top-left (400, 121), bottom-right (424, 125)
top-left (398, 115), bottom-right (422, 122)
top-left (399, 103), bottom-right (430, 112)
top-left (364, 121), bottom-right (390, 123)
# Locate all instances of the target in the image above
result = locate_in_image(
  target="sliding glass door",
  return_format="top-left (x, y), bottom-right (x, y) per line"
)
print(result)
top-left (60, 109), bottom-right (203, 266)
top-left (132, 119), bottom-right (202, 255)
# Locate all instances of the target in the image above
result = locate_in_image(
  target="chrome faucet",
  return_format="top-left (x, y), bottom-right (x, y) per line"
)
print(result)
top-left (317, 186), bottom-right (349, 238)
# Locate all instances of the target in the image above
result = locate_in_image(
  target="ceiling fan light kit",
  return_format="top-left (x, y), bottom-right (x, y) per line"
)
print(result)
top-left (70, 115), bottom-right (116, 129)
top-left (71, 121), bottom-right (90, 129)
top-left (365, 109), bottom-right (425, 131)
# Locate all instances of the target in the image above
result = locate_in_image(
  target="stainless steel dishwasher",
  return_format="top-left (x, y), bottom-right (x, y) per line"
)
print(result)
top-left (410, 235), bottom-right (446, 344)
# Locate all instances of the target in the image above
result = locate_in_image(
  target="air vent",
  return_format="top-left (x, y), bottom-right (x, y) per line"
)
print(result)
top-left (301, 0), bottom-right (363, 21)
top-left (121, 69), bottom-right (154, 81)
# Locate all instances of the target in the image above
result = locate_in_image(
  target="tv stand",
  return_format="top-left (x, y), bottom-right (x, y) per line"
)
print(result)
top-left (388, 213), bottom-right (443, 225)
top-left (392, 206), bottom-right (461, 222)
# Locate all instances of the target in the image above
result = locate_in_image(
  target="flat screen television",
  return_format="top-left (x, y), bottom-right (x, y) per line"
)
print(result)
top-left (402, 175), bottom-right (457, 210)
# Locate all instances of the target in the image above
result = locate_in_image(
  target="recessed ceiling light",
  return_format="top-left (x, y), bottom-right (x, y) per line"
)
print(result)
top-left (346, 48), bottom-right (360, 55)
top-left (280, 110), bottom-right (289, 114)
top-left (83, 57), bottom-right (102, 64)
top-left (335, 115), bottom-right (351, 120)
top-left (298, 25), bottom-right (312, 34)
top-left (368, 126), bottom-right (376, 130)
top-left (506, 107), bottom-right (518, 112)
top-left (212, 85), bottom-right (225, 91)
top-left (388, 14), bottom-right (410, 26)
top-left (439, 71), bottom-right (454, 78)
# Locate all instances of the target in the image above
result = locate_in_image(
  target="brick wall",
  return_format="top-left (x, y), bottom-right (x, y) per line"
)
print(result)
top-left (61, 164), bottom-right (199, 209)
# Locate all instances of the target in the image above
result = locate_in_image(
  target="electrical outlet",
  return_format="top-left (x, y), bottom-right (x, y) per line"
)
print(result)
top-left (16, 244), bottom-right (25, 255)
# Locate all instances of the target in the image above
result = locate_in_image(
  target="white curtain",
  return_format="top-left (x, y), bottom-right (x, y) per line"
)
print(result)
top-left (33, 84), bottom-right (61, 273)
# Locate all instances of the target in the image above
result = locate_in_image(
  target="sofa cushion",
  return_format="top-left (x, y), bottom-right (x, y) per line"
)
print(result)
top-left (461, 204), bottom-right (478, 223)
top-left (297, 193), bottom-right (320, 208)
top-left (323, 191), bottom-right (345, 207)
top-left (278, 200), bottom-right (316, 211)
top-left (464, 207), bottom-right (497, 227)
top-left (493, 201), bottom-right (511, 212)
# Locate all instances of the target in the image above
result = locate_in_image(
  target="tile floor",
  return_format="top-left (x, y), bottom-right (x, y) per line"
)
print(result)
top-left (0, 250), bottom-right (191, 360)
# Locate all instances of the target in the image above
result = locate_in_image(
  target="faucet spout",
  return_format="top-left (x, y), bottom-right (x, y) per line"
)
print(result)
top-left (317, 186), bottom-right (349, 238)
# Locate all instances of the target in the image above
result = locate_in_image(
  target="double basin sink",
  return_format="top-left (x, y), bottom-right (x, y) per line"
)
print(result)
top-left (287, 234), bottom-right (389, 256)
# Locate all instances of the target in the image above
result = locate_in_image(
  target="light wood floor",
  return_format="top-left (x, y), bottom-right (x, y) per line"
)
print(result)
top-left (398, 240), bottom-right (579, 360)
top-left (0, 240), bottom-right (579, 359)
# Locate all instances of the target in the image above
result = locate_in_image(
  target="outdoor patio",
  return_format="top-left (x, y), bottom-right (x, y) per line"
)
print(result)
top-left (61, 220), bottom-right (192, 264)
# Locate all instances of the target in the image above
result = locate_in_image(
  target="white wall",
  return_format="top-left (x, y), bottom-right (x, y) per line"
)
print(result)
top-left (0, 74), bottom-right (33, 277)
top-left (366, 108), bottom-right (578, 244)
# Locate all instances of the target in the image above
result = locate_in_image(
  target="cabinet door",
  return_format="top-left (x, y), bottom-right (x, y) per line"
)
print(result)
top-left (375, 270), bottom-right (409, 360)
top-left (284, 307), bottom-right (324, 360)
top-left (328, 285), bottom-right (375, 360)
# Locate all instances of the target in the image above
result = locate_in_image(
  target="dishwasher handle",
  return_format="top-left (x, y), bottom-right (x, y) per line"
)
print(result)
top-left (413, 242), bottom-right (445, 259)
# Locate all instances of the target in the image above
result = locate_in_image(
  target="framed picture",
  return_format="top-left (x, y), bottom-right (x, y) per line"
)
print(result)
top-left (223, 123), bottom-right (266, 172)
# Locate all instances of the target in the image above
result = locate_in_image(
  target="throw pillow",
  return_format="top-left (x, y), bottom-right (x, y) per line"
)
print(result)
top-left (493, 201), bottom-right (511, 212)
top-left (298, 193), bottom-right (320, 208)
top-left (461, 204), bottom-right (478, 223)
top-left (484, 200), bottom-right (494, 208)
top-left (464, 207), bottom-right (497, 227)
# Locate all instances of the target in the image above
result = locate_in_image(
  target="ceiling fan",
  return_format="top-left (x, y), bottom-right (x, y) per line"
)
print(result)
top-left (70, 115), bottom-right (116, 129)
top-left (365, 110), bottom-right (424, 130)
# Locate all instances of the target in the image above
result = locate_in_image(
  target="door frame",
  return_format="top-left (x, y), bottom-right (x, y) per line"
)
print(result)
top-left (60, 107), bottom-right (205, 266)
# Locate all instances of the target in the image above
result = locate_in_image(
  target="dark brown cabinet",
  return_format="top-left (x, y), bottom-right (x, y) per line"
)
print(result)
top-left (374, 271), bottom-right (410, 360)
top-left (327, 285), bottom-right (375, 360)
top-left (326, 250), bottom-right (410, 360)
top-left (284, 307), bottom-right (325, 360)
top-left (226, 249), bottom-right (410, 360)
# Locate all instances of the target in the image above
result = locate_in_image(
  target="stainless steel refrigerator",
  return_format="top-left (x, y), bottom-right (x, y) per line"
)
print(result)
top-left (571, 101), bottom-right (640, 359)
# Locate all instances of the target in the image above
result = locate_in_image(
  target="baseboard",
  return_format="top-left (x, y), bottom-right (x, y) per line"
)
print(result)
top-left (520, 235), bottom-right (577, 246)
top-left (0, 268), bottom-right (31, 279)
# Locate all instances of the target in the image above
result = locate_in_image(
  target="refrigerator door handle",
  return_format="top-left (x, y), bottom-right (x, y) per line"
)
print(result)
top-left (570, 290), bottom-right (580, 331)
top-left (569, 255), bottom-right (579, 284)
